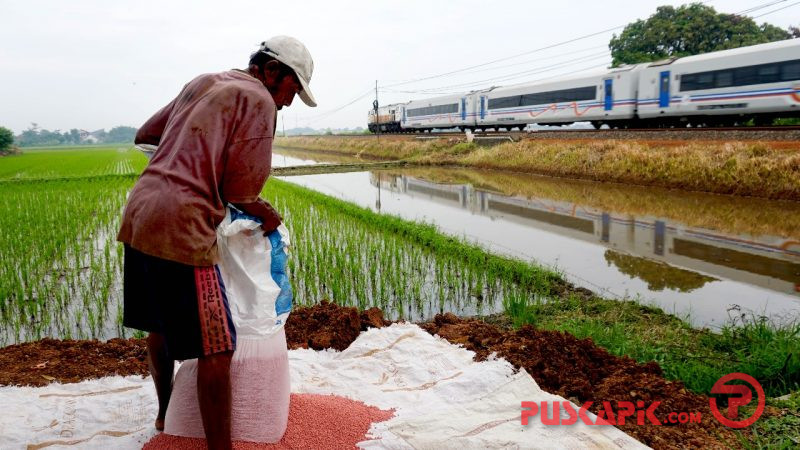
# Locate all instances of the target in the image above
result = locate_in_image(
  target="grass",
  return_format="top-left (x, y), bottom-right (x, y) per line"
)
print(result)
top-left (742, 391), bottom-right (800, 449)
top-left (275, 136), bottom-right (800, 201)
top-left (501, 293), bottom-right (800, 398)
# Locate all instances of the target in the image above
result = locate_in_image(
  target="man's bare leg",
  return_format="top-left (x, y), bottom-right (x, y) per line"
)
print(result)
top-left (197, 351), bottom-right (233, 450)
top-left (146, 332), bottom-right (174, 431)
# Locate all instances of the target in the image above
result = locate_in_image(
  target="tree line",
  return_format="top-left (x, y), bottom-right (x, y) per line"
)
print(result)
top-left (11, 124), bottom-right (137, 147)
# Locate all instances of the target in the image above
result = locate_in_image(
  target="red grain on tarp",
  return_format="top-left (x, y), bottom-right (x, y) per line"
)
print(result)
top-left (144, 393), bottom-right (395, 450)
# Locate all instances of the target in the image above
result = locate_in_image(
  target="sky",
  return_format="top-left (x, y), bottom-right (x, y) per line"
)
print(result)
top-left (0, 0), bottom-right (797, 134)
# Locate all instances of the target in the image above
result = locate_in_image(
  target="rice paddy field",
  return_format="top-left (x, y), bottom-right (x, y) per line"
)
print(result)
top-left (0, 147), bottom-right (147, 344)
top-left (0, 145), bottom-right (559, 345)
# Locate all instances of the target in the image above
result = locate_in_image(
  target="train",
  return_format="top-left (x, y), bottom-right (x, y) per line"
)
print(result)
top-left (367, 38), bottom-right (800, 132)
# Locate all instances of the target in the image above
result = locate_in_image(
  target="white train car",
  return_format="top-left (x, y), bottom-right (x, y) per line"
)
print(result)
top-left (476, 68), bottom-right (642, 130)
top-left (402, 93), bottom-right (468, 131)
top-left (637, 39), bottom-right (800, 126)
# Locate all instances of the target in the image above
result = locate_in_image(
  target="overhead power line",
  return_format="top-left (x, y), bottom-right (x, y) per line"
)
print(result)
top-left (752, 0), bottom-right (800, 17)
top-left (380, 25), bottom-right (625, 89)
top-left (382, 52), bottom-right (611, 95)
top-left (736, 0), bottom-right (788, 14)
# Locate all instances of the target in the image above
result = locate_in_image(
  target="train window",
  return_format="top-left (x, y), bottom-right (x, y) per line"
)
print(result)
top-left (489, 86), bottom-right (596, 109)
top-left (715, 71), bottom-right (734, 88)
top-left (659, 76), bottom-right (669, 92)
top-left (695, 73), bottom-right (714, 90)
top-left (488, 96), bottom-right (521, 109)
top-left (781, 61), bottom-right (800, 81)
top-left (406, 103), bottom-right (459, 117)
top-left (680, 74), bottom-right (697, 91)
top-left (734, 66), bottom-right (759, 86)
top-left (757, 65), bottom-right (780, 83)
top-left (680, 59), bottom-right (800, 91)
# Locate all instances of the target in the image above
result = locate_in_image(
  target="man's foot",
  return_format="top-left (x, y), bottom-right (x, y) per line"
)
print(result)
top-left (155, 417), bottom-right (165, 431)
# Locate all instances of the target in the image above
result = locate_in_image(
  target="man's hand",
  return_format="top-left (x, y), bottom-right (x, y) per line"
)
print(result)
top-left (231, 199), bottom-right (282, 233)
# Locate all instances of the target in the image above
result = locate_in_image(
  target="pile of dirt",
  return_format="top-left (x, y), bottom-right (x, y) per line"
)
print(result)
top-left (284, 301), bottom-right (387, 351)
top-left (0, 337), bottom-right (148, 387)
top-left (0, 302), bottom-right (387, 387)
top-left (421, 313), bottom-right (738, 448)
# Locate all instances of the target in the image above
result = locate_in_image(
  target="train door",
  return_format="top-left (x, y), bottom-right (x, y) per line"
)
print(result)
top-left (480, 96), bottom-right (486, 120)
top-left (402, 106), bottom-right (406, 126)
top-left (659, 71), bottom-right (670, 108)
top-left (461, 97), bottom-right (467, 122)
top-left (604, 79), bottom-right (613, 111)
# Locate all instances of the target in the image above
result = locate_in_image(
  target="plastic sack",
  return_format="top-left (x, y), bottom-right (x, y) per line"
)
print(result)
top-left (163, 206), bottom-right (293, 443)
top-left (163, 331), bottom-right (291, 442)
top-left (216, 207), bottom-right (292, 338)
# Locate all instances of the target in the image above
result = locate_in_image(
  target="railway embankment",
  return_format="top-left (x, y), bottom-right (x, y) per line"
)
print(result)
top-left (275, 135), bottom-right (800, 201)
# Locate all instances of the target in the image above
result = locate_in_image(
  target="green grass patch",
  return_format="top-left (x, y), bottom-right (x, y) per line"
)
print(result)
top-left (0, 146), bottom-right (147, 180)
top-left (502, 293), bottom-right (800, 398)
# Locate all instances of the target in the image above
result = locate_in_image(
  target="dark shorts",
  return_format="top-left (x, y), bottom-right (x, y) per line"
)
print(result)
top-left (123, 244), bottom-right (236, 360)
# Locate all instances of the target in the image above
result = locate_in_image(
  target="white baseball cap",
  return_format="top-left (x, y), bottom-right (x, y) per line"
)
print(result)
top-left (256, 36), bottom-right (317, 107)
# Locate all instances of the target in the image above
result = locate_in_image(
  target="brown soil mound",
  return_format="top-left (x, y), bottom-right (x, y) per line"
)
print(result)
top-left (421, 313), bottom-right (739, 449)
top-left (0, 302), bottom-right (385, 387)
top-left (0, 337), bottom-right (149, 387)
top-left (284, 301), bottom-right (387, 351)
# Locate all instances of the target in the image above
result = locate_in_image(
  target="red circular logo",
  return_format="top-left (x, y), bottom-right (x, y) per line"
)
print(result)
top-left (709, 373), bottom-right (765, 428)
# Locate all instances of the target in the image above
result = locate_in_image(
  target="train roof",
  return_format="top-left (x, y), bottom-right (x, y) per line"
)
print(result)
top-left (656, 38), bottom-right (799, 66)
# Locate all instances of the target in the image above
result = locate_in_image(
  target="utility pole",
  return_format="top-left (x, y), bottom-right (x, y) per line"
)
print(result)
top-left (374, 80), bottom-right (380, 141)
top-left (282, 115), bottom-right (286, 137)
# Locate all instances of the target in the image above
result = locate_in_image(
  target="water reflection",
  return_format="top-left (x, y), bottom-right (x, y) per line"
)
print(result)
top-left (275, 152), bottom-right (800, 327)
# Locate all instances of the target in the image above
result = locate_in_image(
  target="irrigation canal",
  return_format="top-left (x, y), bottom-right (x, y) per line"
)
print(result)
top-left (273, 148), bottom-right (800, 328)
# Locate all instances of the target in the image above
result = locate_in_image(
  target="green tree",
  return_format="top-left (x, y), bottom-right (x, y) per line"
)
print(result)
top-left (0, 126), bottom-right (14, 152)
top-left (105, 126), bottom-right (137, 143)
top-left (609, 3), bottom-right (792, 66)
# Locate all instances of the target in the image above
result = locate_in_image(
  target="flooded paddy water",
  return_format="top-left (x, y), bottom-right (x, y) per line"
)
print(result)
top-left (274, 147), bottom-right (800, 328)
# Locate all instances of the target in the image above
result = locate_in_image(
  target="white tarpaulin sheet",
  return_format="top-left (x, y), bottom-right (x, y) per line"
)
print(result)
top-left (0, 323), bottom-right (648, 449)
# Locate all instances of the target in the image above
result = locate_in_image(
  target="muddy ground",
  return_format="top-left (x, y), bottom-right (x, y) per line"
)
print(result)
top-left (1, 301), bottom-right (740, 449)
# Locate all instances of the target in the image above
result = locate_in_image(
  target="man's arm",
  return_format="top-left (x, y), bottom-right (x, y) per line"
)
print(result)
top-left (231, 198), bottom-right (282, 232)
top-left (135, 97), bottom-right (178, 145)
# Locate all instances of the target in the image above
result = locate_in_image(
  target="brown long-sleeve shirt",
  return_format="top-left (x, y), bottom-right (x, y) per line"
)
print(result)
top-left (118, 70), bottom-right (278, 266)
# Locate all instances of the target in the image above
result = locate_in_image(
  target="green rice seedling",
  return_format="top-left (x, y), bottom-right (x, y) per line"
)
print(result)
top-left (261, 178), bottom-right (560, 322)
top-left (0, 176), bottom-right (133, 344)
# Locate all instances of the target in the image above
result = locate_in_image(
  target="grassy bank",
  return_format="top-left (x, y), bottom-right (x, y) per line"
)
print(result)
top-left (275, 136), bottom-right (800, 201)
